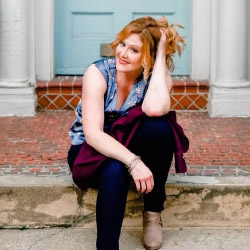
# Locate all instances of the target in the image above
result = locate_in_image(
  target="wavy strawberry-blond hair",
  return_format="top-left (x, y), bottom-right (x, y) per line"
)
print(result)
top-left (110, 16), bottom-right (186, 81)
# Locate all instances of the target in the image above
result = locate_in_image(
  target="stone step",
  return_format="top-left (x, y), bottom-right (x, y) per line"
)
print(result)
top-left (1, 175), bottom-right (250, 228)
top-left (1, 227), bottom-right (250, 250)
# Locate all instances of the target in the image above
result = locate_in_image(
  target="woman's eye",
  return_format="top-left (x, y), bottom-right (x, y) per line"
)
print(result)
top-left (120, 42), bottom-right (125, 47)
top-left (131, 48), bottom-right (138, 53)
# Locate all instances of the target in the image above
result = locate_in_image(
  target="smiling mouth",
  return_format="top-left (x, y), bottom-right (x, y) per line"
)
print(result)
top-left (119, 58), bottom-right (129, 65)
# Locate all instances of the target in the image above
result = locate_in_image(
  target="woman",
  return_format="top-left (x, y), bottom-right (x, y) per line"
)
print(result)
top-left (68, 16), bottom-right (186, 250)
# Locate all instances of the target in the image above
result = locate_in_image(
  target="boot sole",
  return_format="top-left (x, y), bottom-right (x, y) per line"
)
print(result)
top-left (143, 243), bottom-right (163, 250)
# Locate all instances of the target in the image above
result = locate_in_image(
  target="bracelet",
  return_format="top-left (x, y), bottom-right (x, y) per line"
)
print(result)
top-left (126, 155), bottom-right (141, 175)
top-left (128, 158), bottom-right (142, 174)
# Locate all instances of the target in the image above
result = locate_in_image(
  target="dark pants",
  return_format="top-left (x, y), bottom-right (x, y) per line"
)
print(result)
top-left (68, 116), bottom-right (175, 250)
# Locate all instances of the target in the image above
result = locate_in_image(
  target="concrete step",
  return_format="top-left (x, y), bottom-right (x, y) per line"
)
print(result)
top-left (1, 175), bottom-right (250, 228)
top-left (1, 227), bottom-right (250, 250)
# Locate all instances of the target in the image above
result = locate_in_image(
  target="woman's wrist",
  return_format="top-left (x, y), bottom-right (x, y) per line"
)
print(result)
top-left (126, 155), bottom-right (142, 174)
top-left (155, 50), bottom-right (166, 61)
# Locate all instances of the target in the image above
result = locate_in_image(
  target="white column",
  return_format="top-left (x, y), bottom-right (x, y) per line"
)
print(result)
top-left (0, 0), bottom-right (36, 116)
top-left (208, 0), bottom-right (250, 117)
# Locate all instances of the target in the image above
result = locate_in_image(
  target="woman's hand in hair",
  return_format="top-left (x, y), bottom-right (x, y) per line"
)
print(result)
top-left (130, 161), bottom-right (154, 194)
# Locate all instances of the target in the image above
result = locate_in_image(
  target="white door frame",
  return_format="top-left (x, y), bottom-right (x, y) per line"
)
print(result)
top-left (35, 0), bottom-right (55, 81)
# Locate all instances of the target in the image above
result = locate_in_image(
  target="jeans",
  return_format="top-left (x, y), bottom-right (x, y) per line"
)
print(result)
top-left (68, 116), bottom-right (175, 250)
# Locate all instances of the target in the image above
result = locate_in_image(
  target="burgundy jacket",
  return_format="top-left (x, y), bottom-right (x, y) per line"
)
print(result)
top-left (72, 106), bottom-right (189, 190)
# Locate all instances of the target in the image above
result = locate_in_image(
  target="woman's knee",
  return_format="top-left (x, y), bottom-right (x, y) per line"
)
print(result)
top-left (101, 158), bottom-right (130, 185)
top-left (134, 116), bottom-right (174, 143)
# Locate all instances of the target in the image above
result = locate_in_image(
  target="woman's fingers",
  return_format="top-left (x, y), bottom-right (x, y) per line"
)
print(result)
top-left (135, 180), bottom-right (141, 192)
top-left (140, 180), bottom-right (146, 193)
top-left (160, 28), bottom-right (166, 39)
top-left (150, 175), bottom-right (154, 188)
top-left (145, 178), bottom-right (153, 194)
top-left (130, 161), bottom-right (155, 193)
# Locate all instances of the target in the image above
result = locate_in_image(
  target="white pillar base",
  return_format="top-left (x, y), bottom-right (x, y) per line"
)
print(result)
top-left (0, 81), bottom-right (31, 88)
top-left (0, 87), bottom-right (37, 116)
top-left (213, 80), bottom-right (250, 88)
top-left (208, 85), bottom-right (250, 117)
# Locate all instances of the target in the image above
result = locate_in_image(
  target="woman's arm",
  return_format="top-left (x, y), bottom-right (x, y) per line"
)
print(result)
top-left (142, 29), bottom-right (173, 117)
top-left (82, 64), bottom-right (154, 193)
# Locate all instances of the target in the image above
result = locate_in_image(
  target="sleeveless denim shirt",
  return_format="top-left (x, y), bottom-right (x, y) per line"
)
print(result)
top-left (69, 58), bottom-right (151, 145)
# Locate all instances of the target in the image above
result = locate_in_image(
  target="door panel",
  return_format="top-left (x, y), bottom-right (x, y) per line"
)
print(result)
top-left (55, 0), bottom-right (190, 75)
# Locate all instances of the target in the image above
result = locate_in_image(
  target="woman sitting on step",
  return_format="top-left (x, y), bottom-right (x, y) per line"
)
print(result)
top-left (68, 16), bottom-right (187, 250)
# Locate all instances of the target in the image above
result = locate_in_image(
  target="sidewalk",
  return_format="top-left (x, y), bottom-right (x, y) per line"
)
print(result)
top-left (0, 111), bottom-right (249, 176)
top-left (1, 227), bottom-right (250, 250)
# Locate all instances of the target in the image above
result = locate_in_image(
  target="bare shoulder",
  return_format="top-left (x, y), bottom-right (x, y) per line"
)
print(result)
top-left (83, 64), bottom-right (107, 93)
top-left (84, 64), bottom-right (105, 82)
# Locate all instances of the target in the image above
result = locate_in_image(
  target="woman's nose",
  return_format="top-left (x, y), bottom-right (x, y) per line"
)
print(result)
top-left (120, 48), bottom-right (128, 58)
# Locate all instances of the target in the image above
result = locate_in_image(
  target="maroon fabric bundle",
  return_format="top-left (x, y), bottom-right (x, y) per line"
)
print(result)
top-left (72, 106), bottom-right (189, 190)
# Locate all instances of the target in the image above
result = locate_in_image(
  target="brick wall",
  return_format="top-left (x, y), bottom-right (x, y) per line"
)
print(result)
top-left (36, 76), bottom-right (209, 111)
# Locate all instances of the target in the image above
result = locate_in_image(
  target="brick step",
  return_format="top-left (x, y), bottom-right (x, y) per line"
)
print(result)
top-left (36, 77), bottom-right (209, 111)
top-left (1, 174), bottom-right (250, 228)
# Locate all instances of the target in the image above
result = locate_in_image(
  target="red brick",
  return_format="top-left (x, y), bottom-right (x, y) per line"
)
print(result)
top-left (49, 168), bottom-right (60, 172)
top-left (170, 96), bottom-right (177, 107)
top-left (186, 80), bottom-right (199, 87)
top-left (36, 81), bottom-right (47, 89)
top-left (46, 103), bottom-right (58, 110)
top-left (223, 169), bottom-right (235, 174)
top-left (188, 105), bottom-right (200, 110)
top-left (36, 89), bottom-right (47, 95)
top-left (61, 87), bottom-right (73, 94)
top-left (171, 103), bottom-right (183, 110)
top-left (173, 80), bottom-right (186, 87)
top-left (63, 95), bottom-right (74, 101)
top-left (61, 80), bottom-right (73, 88)
top-left (179, 96), bottom-right (192, 108)
top-left (48, 87), bottom-right (60, 94)
top-left (198, 81), bottom-right (210, 87)
top-left (70, 96), bottom-right (80, 107)
top-left (195, 96), bottom-right (207, 108)
top-left (46, 95), bottom-right (58, 101)
top-left (47, 80), bottom-right (61, 88)
top-left (173, 86), bottom-right (185, 93)
top-left (186, 86), bottom-right (198, 93)
top-left (172, 95), bottom-right (184, 101)
top-left (54, 96), bottom-right (67, 108)
top-left (189, 95), bottom-right (199, 101)
top-left (30, 168), bottom-right (42, 172)
top-left (187, 169), bottom-right (198, 173)
top-left (205, 169), bottom-right (217, 173)
top-left (38, 96), bottom-right (50, 107)
top-left (64, 104), bottom-right (74, 110)
top-left (73, 87), bottom-right (82, 94)
top-left (73, 80), bottom-right (82, 87)
top-left (199, 86), bottom-right (209, 93)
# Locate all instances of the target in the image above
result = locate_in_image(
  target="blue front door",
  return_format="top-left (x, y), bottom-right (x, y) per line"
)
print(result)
top-left (55, 0), bottom-right (191, 75)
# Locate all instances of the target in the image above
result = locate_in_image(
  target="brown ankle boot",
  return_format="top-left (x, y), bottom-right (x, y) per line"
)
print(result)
top-left (143, 211), bottom-right (163, 250)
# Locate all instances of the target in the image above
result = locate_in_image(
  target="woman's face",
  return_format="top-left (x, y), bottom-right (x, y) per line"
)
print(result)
top-left (116, 33), bottom-right (143, 74)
